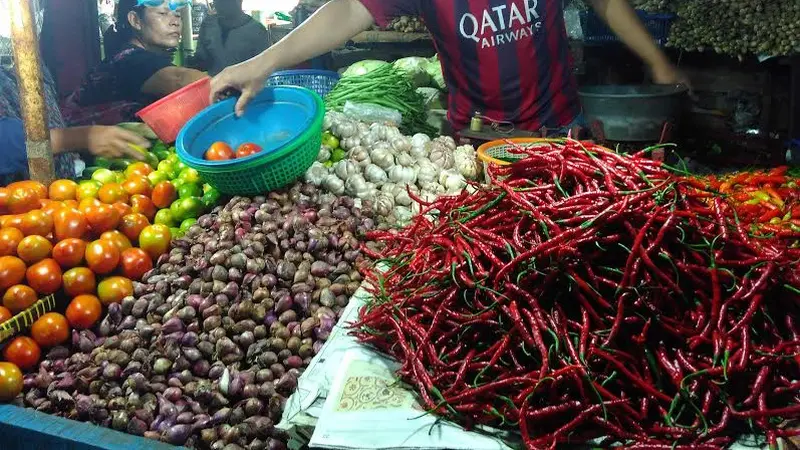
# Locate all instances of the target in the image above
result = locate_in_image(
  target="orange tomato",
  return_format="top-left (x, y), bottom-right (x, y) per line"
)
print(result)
top-left (7, 188), bottom-right (40, 215)
top-left (0, 256), bottom-right (26, 291)
top-left (0, 306), bottom-right (11, 323)
top-left (119, 213), bottom-right (150, 242)
top-left (52, 238), bottom-right (86, 269)
top-left (151, 181), bottom-right (177, 209)
top-left (39, 199), bottom-right (63, 218)
top-left (0, 361), bottom-right (23, 402)
top-left (62, 267), bottom-right (96, 297)
top-left (25, 258), bottom-right (62, 294)
top-left (19, 209), bottom-right (53, 237)
top-left (48, 180), bottom-right (78, 201)
top-left (30, 312), bottom-right (70, 348)
top-left (53, 208), bottom-right (88, 241)
top-left (0, 228), bottom-right (24, 257)
top-left (62, 200), bottom-right (79, 210)
top-left (7, 181), bottom-right (47, 200)
top-left (0, 188), bottom-right (9, 214)
top-left (16, 235), bottom-right (52, 264)
top-left (112, 201), bottom-right (132, 218)
top-left (100, 230), bottom-right (132, 252)
top-left (65, 294), bottom-right (102, 330)
top-left (2, 285), bottom-right (37, 313)
top-left (125, 162), bottom-right (153, 178)
top-left (97, 276), bottom-right (133, 305)
top-left (205, 142), bottom-right (235, 161)
top-left (0, 215), bottom-right (24, 230)
top-left (3, 336), bottom-right (41, 371)
top-left (98, 183), bottom-right (129, 204)
top-left (78, 197), bottom-right (102, 216)
top-left (235, 142), bottom-right (263, 158)
top-left (85, 239), bottom-right (120, 275)
top-left (84, 203), bottom-right (121, 234)
top-left (138, 224), bottom-right (171, 260)
top-left (122, 176), bottom-right (152, 196)
top-left (130, 195), bottom-right (157, 221)
top-left (120, 247), bottom-right (153, 280)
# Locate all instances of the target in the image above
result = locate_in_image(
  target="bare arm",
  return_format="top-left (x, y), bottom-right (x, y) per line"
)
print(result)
top-left (141, 66), bottom-right (208, 97)
top-left (211, 0), bottom-right (375, 115)
top-left (589, 0), bottom-right (682, 83)
top-left (51, 126), bottom-right (151, 159)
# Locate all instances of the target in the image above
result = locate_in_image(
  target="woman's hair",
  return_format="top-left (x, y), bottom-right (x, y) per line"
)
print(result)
top-left (103, 0), bottom-right (145, 59)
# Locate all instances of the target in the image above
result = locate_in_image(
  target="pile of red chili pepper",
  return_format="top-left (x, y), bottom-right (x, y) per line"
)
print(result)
top-left (355, 140), bottom-right (800, 450)
top-left (682, 167), bottom-right (800, 240)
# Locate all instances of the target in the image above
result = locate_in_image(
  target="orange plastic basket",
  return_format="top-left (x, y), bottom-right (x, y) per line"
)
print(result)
top-left (136, 77), bottom-right (211, 143)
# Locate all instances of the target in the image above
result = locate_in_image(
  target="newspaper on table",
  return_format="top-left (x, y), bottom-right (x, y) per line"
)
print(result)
top-left (277, 288), bottom-right (782, 450)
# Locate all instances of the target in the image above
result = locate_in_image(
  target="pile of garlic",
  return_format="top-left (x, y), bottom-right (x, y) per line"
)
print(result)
top-left (306, 111), bottom-right (481, 225)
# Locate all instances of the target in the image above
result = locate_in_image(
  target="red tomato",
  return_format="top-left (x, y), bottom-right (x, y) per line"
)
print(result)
top-left (0, 228), bottom-right (24, 257)
top-left (205, 141), bottom-right (235, 161)
top-left (62, 267), bottom-right (96, 297)
top-left (2, 285), bottom-right (37, 313)
top-left (125, 162), bottom-right (153, 178)
top-left (52, 238), bottom-right (87, 269)
top-left (0, 256), bottom-right (26, 291)
top-left (119, 248), bottom-right (153, 281)
top-left (84, 203), bottom-right (121, 234)
top-left (138, 224), bottom-right (171, 260)
top-left (53, 208), bottom-right (88, 241)
top-left (0, 362), bottom-right (23, 402)
top-left (30, 312), bottom-right (70, 348)
top-left (122, 176), bottom-right (152, 197)
top-left (25, 258), bottom-right (62, 294)
top-left (112, 201), bottom-right (133, 218)
top-left (6, 188), bottom-right (41, 215)
top-left (16, 235), bottom-right (52, 264)
top-left (130, 195), bottom-right (157, 221)
top-left (151, 182), bottom-right (177, 209)
top-left (119, 213), bottom-right (150, 242)
top-left (100, 230), bottom-right (133, 253)
top-left (0, 306), bottom-right (11, 324)
top-left (7, 181), bottom-right (47, 200)
top-left (65, 294), bottom-right (102, 330)
top-left (19, 209), bottom-right (53, 237)
top-left (3, 336), bottom-right (41, 371)
top-left (48, 180), bottom-right (78, 201)
top-left (235, 143), bottom-right (263, 158)
top-left (97, 276), bottom-right (133, 305)
top-left (85, 239), bottom-right (120, 275)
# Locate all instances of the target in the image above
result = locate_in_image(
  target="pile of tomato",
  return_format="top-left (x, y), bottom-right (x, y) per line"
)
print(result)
top-left (204, 141), bottom-right (263, 161)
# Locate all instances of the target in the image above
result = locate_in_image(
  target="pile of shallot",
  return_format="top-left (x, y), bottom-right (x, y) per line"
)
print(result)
top-left (307, 112), bottom-right (480, 224)
top-left (18, 183), bottom-right (376, 449)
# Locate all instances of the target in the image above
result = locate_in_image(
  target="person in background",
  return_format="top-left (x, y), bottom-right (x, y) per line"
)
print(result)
top-left (211, 0), bottom-right (688, 135)
top-left (0, 67), bottom-right (149, 184)
top-left (63, 0), bottom-right (206, 126)
top-left (191, 0), bottom-right (270, 76)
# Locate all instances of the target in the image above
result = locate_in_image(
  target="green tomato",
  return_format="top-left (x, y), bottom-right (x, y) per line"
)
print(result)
top-left (165, 153), bottom-right (179, 165)
top-left (143, 152), bottom-right (161, 169)
top-left (154, 209), bottom-right (176, 227)
top-left (178, 183), bottom-right (203, 199)
top-left (76, 180), bottom-right (102, 201)
top-left (203, 184), bottom-right (215, 195)
top-left (91, 168), bottom-right (116, 185)
top-left (175, 160), bottom-right (187, 173)
top-left (178, 168), bottom-right (201, 185)
top-left (157, 161), bottom-right (178, 179)
top-left (180, 218), bottom-right (197, 231)
top-left (113, 171), bottom-right (126, 184)
top-left (171, 178), bottom-right (186, 190)
top-left (147, 170), bottom-right (170, 186)
top-left (170, 227), bottom-right (184, 238)
top-left (321, 131), bottom-right (340, 149)
top-left (172, 197), bottom-right (205, 221)
top-left (330, 148), bottom-right (346, 163)
top-left (323, 160), bottom-right (333, 168)
top-left (153, 149), bottom-right (171, 162)
top-left (201, 189), bottom-right (221, 208)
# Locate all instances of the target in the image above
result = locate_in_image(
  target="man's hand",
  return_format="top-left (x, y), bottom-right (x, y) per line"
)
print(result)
top-left (86, 126), bottom-right (152, 160)
top-left (651, 62), bottom-right (691, 89)
top-left (210, 56), bottom-right (271, 117)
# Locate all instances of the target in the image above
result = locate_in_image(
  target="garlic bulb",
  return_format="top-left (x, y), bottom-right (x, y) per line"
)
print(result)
top-left (409, 144), bottom-right (428, 159)
top-left (395, 152), bottom-right (414, 167)
top-left (370, 147), bottom-right (395, 169)
top-left (429, 148), bottom-right (455, 170)
top-left (305, 162), bottom-right (328, 186)
top-left (350, 146), bottom-right (370, 162)
top-left (333, 121), bottom-right (357, 139)
top-left (322, 174), bottom-right (345, 195)
top-left (345, 173), bottom-right (369, 197)
top-left (394, 206), bottom-right (413, 224)
top-left (420, 181), bottom-right (446, 195)
top-left (390, 136), bottom-right (412, 153)
top-left (411, 133), bottom-right (431, 148)
top-left (415, 160), bottom-right (439, 184)
top-left (356, 122), bottom-right (369, 136)
top-left (453, 145), bottom-right (479, 180)
top-left (317, 146), bottom-right (332, 163)
top-left (381, 182), bottom-right (398, 194)
top-left (334, 160), bottom-right (359, 180)
top-left (364, 164), bottom-right (388, 183)
top-left (437, 135), bottom-right (457, 150)
top-left (322, 115), bottom-right (333, 131)
top-left (388, 165), bottom-right (417, 184)
top-left (439, 169), bottom-right (466, 193)
top-left (375, 194), bottom-right (395, 216)
top-left (395, 189), bottom-right (413, 207)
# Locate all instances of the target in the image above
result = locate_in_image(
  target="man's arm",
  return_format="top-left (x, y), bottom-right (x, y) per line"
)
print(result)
top-left (589, 0), bottom-right (683, 84)
top-left (141, 67), bottom-right (208, 97)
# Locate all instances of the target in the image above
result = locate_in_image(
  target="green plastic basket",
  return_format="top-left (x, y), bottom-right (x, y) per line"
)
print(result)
top-left (177, 87), bottom-right (324, 196)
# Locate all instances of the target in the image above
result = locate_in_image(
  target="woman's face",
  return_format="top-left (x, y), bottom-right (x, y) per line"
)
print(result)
top-left (129, 6), bottom-right (182, 50)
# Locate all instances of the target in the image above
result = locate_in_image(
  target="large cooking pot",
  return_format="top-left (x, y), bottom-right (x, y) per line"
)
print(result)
top-left (578, 85), bottom-right (688, 142)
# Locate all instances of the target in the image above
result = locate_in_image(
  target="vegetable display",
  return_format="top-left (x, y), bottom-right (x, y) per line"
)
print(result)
top-left (355, 140), bottom-right (800, 449)
top-left (18, 182), bottom-right (376, 448)
top-left (307, 112), bottom-right (480, 225)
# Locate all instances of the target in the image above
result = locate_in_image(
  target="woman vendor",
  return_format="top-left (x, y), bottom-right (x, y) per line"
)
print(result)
top-left (0, 67), bottom-right (150, 184)
top-left (63, 0), bottom-right (206, 126)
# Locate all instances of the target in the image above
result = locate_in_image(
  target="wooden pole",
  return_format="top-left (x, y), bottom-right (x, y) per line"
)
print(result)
top-left (9, 0), bottom-right (55, 184)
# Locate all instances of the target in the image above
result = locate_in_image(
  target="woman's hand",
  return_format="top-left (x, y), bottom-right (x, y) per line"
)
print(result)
top-left (86, 126), bottom-right (152, 160)
top-left (210, 55), bottom-right (272, 117)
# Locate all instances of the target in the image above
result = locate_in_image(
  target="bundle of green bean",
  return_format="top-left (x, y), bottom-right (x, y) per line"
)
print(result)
top-left (326, 64), bottom-right (435, 136)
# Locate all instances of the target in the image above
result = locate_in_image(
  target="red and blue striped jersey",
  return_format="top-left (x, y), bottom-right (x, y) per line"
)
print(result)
top-left (359, 0), bottom-right (581, 132)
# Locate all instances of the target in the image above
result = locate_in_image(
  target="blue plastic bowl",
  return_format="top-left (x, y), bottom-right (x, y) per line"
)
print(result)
top-left (175, 86), bottom-right (324, 195)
